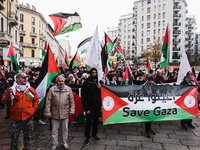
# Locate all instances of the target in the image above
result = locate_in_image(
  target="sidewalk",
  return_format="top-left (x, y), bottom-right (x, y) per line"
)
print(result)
top-left (0, 108), bottom-right (200, 150)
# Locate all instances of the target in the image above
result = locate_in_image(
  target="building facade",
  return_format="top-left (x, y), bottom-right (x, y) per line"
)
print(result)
top-left (107, 27), bottom-right (119, 41)
top-left (0, 0), bottom-right (20, 66)
top-left (133, 0), bottom-right (188, 63)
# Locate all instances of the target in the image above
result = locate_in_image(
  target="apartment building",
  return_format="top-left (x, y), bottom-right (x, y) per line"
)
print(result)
top-left (0, 0), bottom-right (20, 66)
top-left (195, 32), bottom-right (200, 54)
top-left (133, 0), bottom-right (188, 63)
top-left (185, 15), bottom-right (197, 54)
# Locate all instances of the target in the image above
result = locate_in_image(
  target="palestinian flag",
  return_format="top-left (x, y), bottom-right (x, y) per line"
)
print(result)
top-left (42, 42), bottom-right (47, 57)
top-left (36, 44), bottom-right (60, 108)
top-left (113, 37), bottom-right (118, 48)
top-left (160, 25), bottom-right (169, 68)
top-left (115, 46), bottom-right (123, 58)
top-left (69, 92), bottom-right (84, 123)
top-left (77, 36), bottom-right (92, 54)
top-left (112, 61), bottom-right (115, 69)
top-left (105, 33), bottom-right (113, 55)
top-left (101, 85), bottom-right (198, 125)
top-left (62, 63), bottom-right (67, 68)
top-left (147, 57), bottom-right (151, 73)
top-left (69, 51), bottom-right (80, 70)
top-left (49, 12), bottom-right (82, 36)
top-left (7, 42), bottom-right (19, 72)
top-left (64, 50), bottom-right (69, 66)
top-left (122, 67), bottom-right (133, 85)
top-left (25, 89), bottom-right (35, 99)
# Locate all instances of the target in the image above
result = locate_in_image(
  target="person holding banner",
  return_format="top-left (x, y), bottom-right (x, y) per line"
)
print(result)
top-left (81, 68), bottom-right (101, 145)
top-left (180, 71), bottom-right (196, 130)
top-left (44, 75), bottom-right (75, 150)
top-left (1, 72), bottom-right (39, 150)
top-left (143, 75), bottom-right (156, 138)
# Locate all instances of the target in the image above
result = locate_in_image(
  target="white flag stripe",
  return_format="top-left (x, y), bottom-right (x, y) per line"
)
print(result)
top-left (36, 74), bottom-right (48, 103)
top-left (177, 51), bottom-right (191, 84)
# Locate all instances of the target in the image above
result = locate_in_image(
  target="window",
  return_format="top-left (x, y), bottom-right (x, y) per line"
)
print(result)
top-left (32, 38), bottom-right (35, 44)
top-left (163, 4), bottom-right (165, 10)
top-left (154, 30), bottom-right (156, 34)
top-left (147, 30), bottom-right (150, 35)
top-left (154, 22), bottom-right (156, 28)
top-left (31, 17), bottom-right (35, 25)
top-left (142, 1), bottom-right (144, 7)
top-left (31, 50), bottom-right (35, 58)
top-left (147, 0), bottom-right (151, 4)
top-left (32, 27), bottom-right (35, 33)
top-left (158, 13), bottom-right (161, 19)
top-left (147, 7), bottom-right (151, 13)
top-left (158, 5), bottom-right (161, 12)
top-left (142, 9), bottom-right (144, 15)
top-left (128, 35), bottom-right (131, 39)
top-left (163, 20), bottom-right (165, 27)
top-left (9, 24), bottom-right (11, 34)
top-left (147, 38), bottom-right (150, 42)
top-left (158, 29), bottom-right (160, 35)
top-left (124, 30), bottom-right (126, 33)
top-left (141, 39), bottom-right (143, 44)
top-left (141, 46), bottom-right (143, 52)
top-left (154, 14), bottom-right (156, 20)
top-left (20, 24), bottom-right (24, 31)
top-left (163, 12), bottom-right (165, 19)
top-left (20, 14), bottom-right (24, 22)
top-left (39, 20), bottom-right (41, 28)
top-left (158, 37), bottom-right (160, 41)
top-left (147, 23), bottom-right (151, 29)
top-left (154, 6), bottom-right (156, 13)
top-left (147, 15), bottom-right (151, 21)
top-left (142, 24), bottom-right (144, 29)
top-left (141, 31), bottom-right (144, 37)
top-left (158, 21), bottom-right (160, 27)
top-left (142, 16), bottom-right (144, 21)
top-left (1, 17), bottom-right (3, 32)
top-left (124, 25), bottom-right (126, 28)
top-left (20, 36), bottom-right (23, 42)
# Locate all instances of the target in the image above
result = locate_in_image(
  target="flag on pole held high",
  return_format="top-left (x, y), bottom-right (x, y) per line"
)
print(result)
top-left (160, 25), bottom-right (169, 68)
top-left (69, 51), bottom-right (80, 70)
top-left (105, 33), bottom-right (113, 55)
top-left (36, 44), bottom-right (60, 108)
top-left (122, 67), bottom-right (133, 85)
top-left (42, 42), bottom-right (47, 57)
top-left (77, 36), bottom-right (92, 54)
top-left (7, 42), bottom-right (19, 72)
top-left (147, 57), bottom-right (151, 73)
top-left (49, 12), bottom-right (82, 36)
top-left (84, 26), bottom-right (103, 81)
top-left (64, 50), bottom-right (69, 66)
top-left (113, 37), bottom-right (118, 48)
top-left (115, 46), bottom-right (123, 58)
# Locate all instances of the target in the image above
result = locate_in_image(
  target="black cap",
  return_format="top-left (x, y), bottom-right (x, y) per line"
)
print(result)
top-left (186, 71), bottom-right (193, 76)
top-left (148, 75), bottom-right (155, 81)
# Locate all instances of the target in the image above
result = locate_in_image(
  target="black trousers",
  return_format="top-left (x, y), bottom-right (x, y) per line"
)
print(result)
top-left (181, 119), bottom-right (192, 126)
top-left (85, 108), bottom-right (100, 139)
top-left (145, 122), bottom-right (151, 131)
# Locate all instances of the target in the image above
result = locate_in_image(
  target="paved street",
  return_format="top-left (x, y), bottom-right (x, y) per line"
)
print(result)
top-left (1, 108), bottom-right (200, 150)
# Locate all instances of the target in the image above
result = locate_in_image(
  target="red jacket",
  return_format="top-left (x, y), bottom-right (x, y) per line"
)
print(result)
top-left (1, 87), bottom-right (39, 121)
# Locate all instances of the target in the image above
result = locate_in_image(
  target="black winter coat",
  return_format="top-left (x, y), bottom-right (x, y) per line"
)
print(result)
top-left (81, 77), bottom-right (102, 111)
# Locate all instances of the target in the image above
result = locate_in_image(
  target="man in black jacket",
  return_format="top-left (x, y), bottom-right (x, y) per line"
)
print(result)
top-left (81, 68), bottom-right (101, 145)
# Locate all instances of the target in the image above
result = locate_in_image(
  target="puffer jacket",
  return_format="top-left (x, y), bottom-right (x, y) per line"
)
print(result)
top-left (1, 87), bottom-right (39, 121)
top-left (44, 85), bottom-right (75, 119)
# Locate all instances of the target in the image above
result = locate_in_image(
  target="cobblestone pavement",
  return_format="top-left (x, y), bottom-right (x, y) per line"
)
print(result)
top-left (1, 108), bottom-right (200, 150)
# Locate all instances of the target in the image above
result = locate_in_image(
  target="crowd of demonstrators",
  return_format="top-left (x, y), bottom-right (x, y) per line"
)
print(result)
top-left (1, 63), bottom-right (200, 149)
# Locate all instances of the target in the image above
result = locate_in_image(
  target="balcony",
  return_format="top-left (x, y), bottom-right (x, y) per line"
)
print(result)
top-left (31, 44), bottom-right (37, 48)
top-left (30, 32), bottom-right (37, 37)
top-left (173, 47), bottom-right (181, 51)
top-left (173, 6), bottom-right (181, 10)
top-left (0, 32), bottom-right (11, 47)
top-left (188, 27), bottom-right (194, 30)
top-left (19, 30), bottom-right (26, 35)
top-left (8, 11), bottom-right (18, 26)
top-left (173, 22), bottom-right (181, 26)
top-left (0, 0), bottom-right (5, 10)
top-left (20, 42), bottom-right (37, 48)
top-left (173, 30), bottom-right (181, 35)
top-left (173, 14), bottom-right (181, 19)
top-left (173, 39), bottom-right (181, 43)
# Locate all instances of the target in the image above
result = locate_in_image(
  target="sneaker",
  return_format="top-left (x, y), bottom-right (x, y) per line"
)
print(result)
top-left (181, 125), bottom-right (188, 130)
top-left (37, 119), bottom-right (46, 125)
top-left (187, 123), bottom-right (195, 129)
top-left (62, 143), bottom-right (68, 150)
top-left (51, 146), bottom-right (56, 150)
top-left (92, 135), bottom-right (100, 141)
top-left (85, 138), bottom-right (90, 145)
top-left (145, 131), bottom-right (150, 138)
top-left (149, 129), bottom-right (155, 135)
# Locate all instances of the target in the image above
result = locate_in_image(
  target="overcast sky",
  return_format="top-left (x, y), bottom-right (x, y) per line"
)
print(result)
top-left (19, 0), bottom-right (200, 56)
